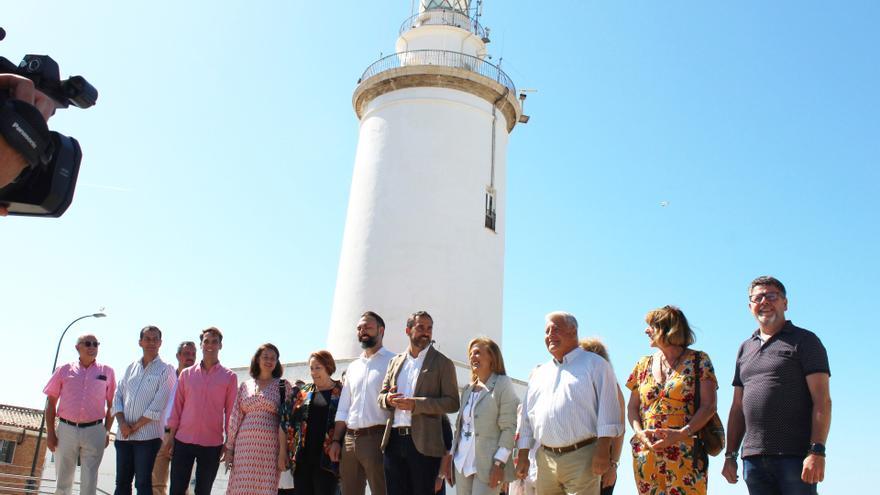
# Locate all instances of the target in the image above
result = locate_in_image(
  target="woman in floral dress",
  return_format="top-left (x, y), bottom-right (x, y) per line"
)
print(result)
top-left (626, 306), bottom-right (718, 495)
top-left (225, 343), bottom-right (291, 495)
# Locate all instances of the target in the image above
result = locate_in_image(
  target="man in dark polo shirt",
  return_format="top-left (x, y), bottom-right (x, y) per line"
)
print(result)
top-left (722, 276), bottom-right (832, 495)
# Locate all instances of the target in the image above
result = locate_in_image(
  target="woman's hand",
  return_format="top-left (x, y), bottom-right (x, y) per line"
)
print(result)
top-left (648, 427), bottom-right (688, 450)
top-left (635, 428), bottom-right (656, 449)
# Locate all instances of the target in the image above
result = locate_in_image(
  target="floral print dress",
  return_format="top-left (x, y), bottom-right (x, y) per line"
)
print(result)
top-left (626, 350), bottom-right (718, 495)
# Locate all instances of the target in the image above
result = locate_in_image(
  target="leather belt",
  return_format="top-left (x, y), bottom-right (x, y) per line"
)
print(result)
top-left (59, 418), bottom-right (103, 428)
top-left (542, 437), bottom-right (597, 454)
top-left (395, 427), bottom-right (412, 436)
top-left (346, 425), bottom-right (385, 437)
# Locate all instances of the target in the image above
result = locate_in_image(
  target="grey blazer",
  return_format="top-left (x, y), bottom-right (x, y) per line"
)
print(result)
top-left (451, 373), bottom-right (520, 484)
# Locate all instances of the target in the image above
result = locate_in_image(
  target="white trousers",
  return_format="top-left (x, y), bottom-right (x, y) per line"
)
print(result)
top-left (54, 421), bottom-right (106, 495)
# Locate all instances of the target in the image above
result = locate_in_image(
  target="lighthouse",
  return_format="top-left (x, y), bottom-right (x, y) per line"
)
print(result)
top-left (326, 0), bottom-right (524, 364)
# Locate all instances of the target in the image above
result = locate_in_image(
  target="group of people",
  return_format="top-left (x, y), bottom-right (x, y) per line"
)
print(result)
top-left (42, 275), bottom-right (831, 495)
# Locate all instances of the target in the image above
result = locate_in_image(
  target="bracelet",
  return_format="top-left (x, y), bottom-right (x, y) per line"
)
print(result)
top-left (610, 459), bottom-right (620, 468)
top-left (724, 451), bottom-right (738, 460)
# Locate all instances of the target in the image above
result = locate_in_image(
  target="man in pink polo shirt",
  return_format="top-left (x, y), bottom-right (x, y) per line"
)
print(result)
top-left (43, 333), bottom-right (116, 495)
top-left (161, 327), bottom-right (237, 495)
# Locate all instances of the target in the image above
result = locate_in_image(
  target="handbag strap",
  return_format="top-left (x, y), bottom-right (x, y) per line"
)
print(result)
top-left (693, 350), bottom-right (702, 412)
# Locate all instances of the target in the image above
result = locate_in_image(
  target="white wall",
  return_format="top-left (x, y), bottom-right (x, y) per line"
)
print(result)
top-left (327, 86), bottom-right (510, 363)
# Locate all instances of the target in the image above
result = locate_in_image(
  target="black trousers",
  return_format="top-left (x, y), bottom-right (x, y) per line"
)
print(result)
top-left (293, 455), bottom-right (338, 495)
top-left (169, 441), bottom-right (222, 495)
top-left (383, 432), bottom-right (441, 495)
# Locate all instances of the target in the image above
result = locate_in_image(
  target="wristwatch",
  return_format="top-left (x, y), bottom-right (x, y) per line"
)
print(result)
top-left (808, 443), bottom-right (826, 457)
top-left (493, 460), bottom-right (505, 468)
top-left (724, 451), bottom-right (738, 460)
top-left (610, 459), bottom-right (620, 469)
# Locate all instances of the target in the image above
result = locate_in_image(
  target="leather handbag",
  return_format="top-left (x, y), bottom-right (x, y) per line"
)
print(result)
top-left (694, 351), bottom-right (725, 457)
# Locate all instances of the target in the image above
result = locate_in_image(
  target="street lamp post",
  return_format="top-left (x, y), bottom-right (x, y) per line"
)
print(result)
top-left (27, 311), bottom-right (107, 492)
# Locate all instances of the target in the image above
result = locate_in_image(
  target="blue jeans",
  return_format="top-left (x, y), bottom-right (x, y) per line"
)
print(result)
top-left (114, 438), bottom-right (163, 495)
top-left (743, 456), bottom-right (818, 495)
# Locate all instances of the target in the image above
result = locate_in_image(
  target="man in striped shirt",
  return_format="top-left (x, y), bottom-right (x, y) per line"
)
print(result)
top-left (112, 325), bottom-right (176, 495)
top-left (515, 312), bottom-right (624, 495)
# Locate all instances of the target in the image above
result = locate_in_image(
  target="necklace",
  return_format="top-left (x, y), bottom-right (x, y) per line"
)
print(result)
top-left (657, 349), bottom-right (686, 383)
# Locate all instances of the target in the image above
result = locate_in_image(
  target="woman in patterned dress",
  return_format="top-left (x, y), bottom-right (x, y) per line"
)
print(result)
top-left (225, 343), bottom-right (291, 495)
top-left (626, 306), bottom-right (718, 495)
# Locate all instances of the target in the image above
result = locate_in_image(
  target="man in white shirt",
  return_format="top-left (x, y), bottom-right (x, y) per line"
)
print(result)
top-left (328, 311), bottom-right (396, 495)
top-left (515, 312), bottom-right (624, 495)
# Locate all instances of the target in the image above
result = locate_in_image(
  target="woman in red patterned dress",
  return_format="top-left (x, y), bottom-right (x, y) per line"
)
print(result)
top-left (225, 343), bottom-right (292, 495)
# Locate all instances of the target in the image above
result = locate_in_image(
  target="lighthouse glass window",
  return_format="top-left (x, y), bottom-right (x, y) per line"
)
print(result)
top-left (485, 191), bottom-right (497, 232)
top-left (422, 0), bottom-right (470, 13)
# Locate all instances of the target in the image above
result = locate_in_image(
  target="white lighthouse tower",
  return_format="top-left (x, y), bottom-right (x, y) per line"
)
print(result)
top-left (327, 0), bottom-right (524, 364)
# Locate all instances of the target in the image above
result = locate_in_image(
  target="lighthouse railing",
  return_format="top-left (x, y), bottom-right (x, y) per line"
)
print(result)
top-left (399, 9), bottom-right (489, 40)
top-left (358, 50), bottom-right (515, 95)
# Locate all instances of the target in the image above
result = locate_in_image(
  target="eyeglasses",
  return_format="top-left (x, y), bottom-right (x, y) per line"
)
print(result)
top-left (749, 292), bottom-right (783, 304)
top-left (80, 341), bottom-right (100, 348)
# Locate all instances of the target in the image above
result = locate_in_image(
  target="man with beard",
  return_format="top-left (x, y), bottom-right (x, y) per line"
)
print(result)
top-left (722, 276), bottom-right (832, 495)
top-left (378, 311), bottom-right (460, 495)
top-left (328, 311), bottom-right (396, 495)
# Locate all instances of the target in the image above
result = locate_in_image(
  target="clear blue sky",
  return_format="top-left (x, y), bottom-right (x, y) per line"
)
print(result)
top-left (3, 1), bottom-right (876, 493)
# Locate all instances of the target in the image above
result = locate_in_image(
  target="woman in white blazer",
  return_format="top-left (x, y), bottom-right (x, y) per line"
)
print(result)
top-left (448, 337), bottom-right (520, 495)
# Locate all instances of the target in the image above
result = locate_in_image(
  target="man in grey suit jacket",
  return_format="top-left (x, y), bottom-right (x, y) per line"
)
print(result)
top-left (378, 311), bottom-right (460, 495)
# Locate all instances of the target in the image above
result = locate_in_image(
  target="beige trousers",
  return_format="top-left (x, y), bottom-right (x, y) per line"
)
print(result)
top-left (54, 421), bottom-right (107, 495)
top-left (455, 469), bottom-right (502, 495)
top-left (535, 443), bottom-right (600, 495)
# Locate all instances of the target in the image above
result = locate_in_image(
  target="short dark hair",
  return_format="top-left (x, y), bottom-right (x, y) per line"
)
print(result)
top-left (200, 327), bottom-right (223, 342)
top-left (140, 325), bottom-right (162, 340)
top-left (176, 341), bottom-right (196, 354)
top-left (406, 311), bottom-right (433, 329)
top-left (249, 343), bottom-right (283, 379)
top-left (361, 311), bottom-right (386, 330)
top-left (309, 350), bottom-right (336, 376)
top-left (645, 305), bottom-right (695, 347)
top-left (749, 276), bottom-right (786, 297)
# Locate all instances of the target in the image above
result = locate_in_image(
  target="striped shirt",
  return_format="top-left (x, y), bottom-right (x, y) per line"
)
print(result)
top-left (517, 347), bottom-right (623, 449)
top-left (111, 357), bottom-right (176, 441)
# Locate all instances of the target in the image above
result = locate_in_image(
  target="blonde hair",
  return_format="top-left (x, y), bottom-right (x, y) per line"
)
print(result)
top-left (645, 305), bottom-right (695, 347)
top-left (466, 336), bottom-right (506, 383)
top-left (579, 337), bottom-right (610, 361)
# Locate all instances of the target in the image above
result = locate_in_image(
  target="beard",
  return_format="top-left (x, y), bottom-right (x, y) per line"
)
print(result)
top-left (359, 335), bottom-right (377, 349)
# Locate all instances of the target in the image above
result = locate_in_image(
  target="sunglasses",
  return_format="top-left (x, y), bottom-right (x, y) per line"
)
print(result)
top-left (80, 341), bottom-right (100, 348)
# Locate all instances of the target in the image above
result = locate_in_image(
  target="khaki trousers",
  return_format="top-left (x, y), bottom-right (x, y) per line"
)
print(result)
top-left (455, 469), bottom-right (501, 495)
top-left (54, 421), bottom-right (107, 495)
top-left (535, 443), bottom-right (600, 495)
top-left (340, 429), bottom-right (387, 495)
top-left (151, 446), bottom-right (170, 495)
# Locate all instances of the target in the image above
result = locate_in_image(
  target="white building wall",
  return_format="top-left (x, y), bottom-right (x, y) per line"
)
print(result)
top-left (327, 86), bottom-right (510, 363)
